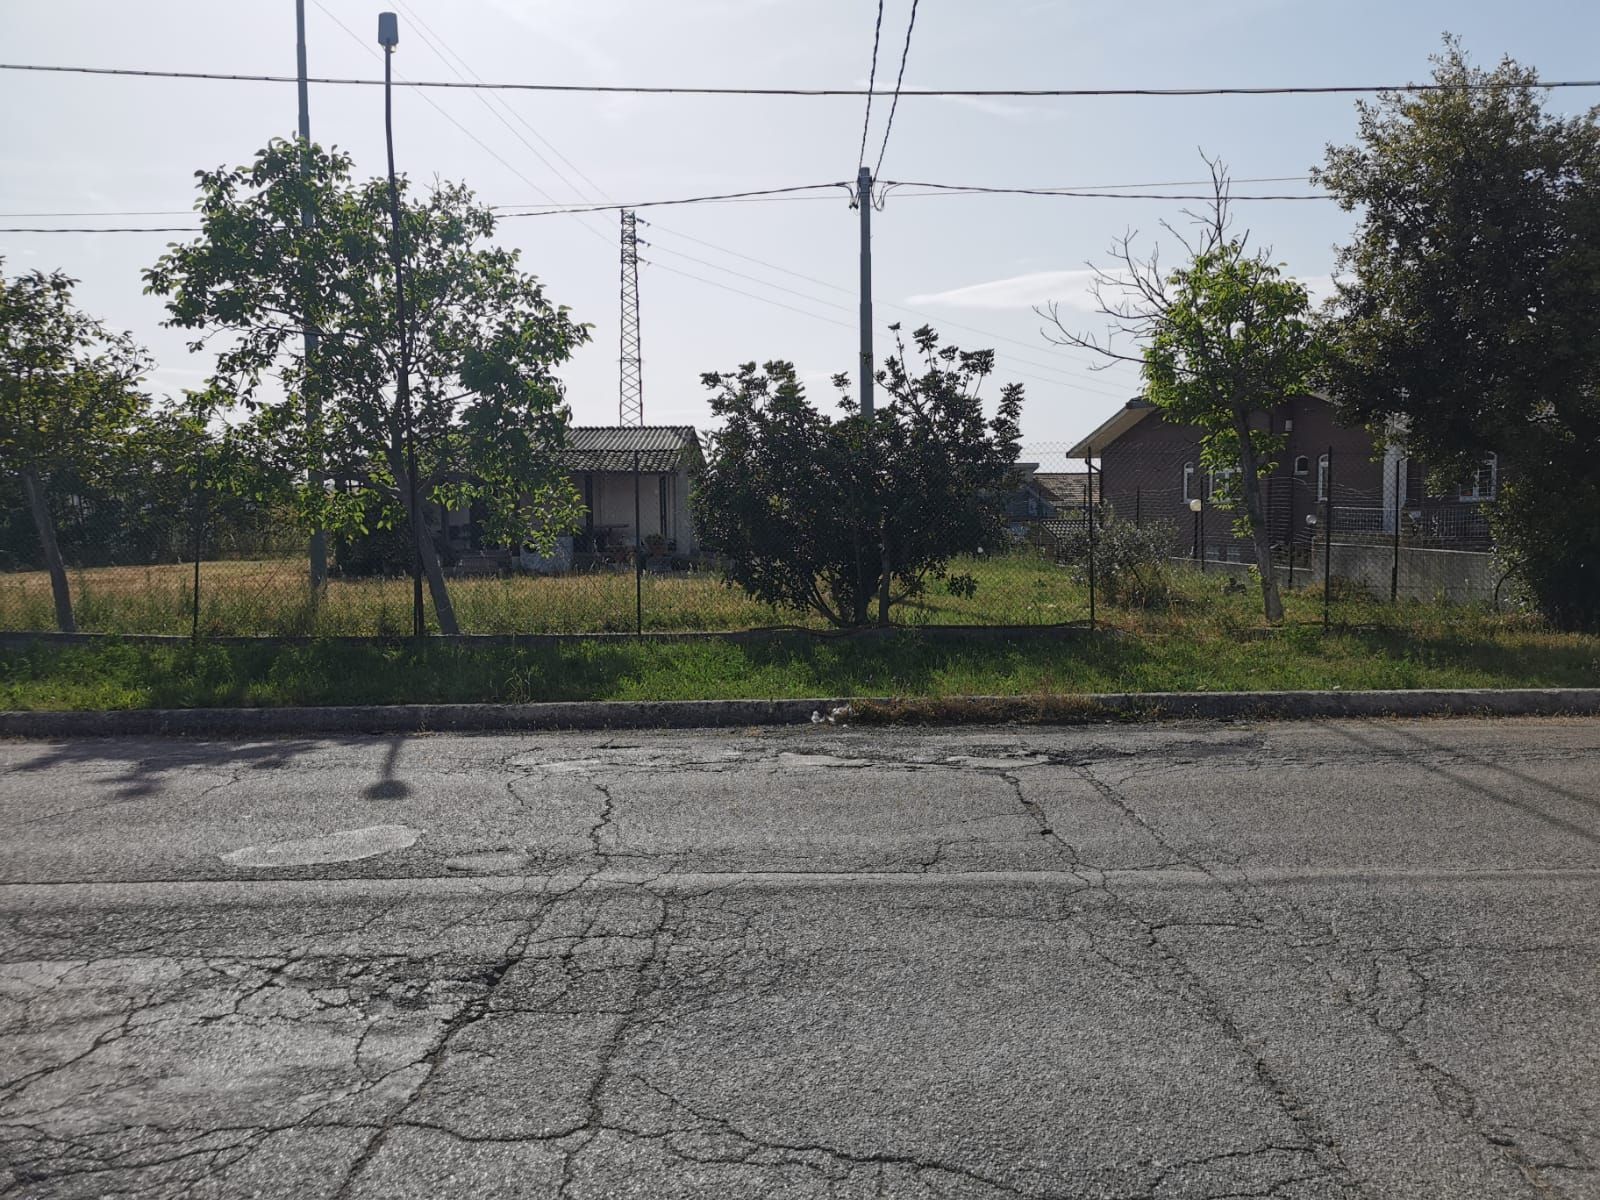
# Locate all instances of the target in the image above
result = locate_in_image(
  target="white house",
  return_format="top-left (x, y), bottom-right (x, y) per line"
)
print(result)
top-left (561, 426), bottom-right (705, 560)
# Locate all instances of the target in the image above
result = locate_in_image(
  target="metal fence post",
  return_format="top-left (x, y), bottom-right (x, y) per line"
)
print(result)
top-left (1134, 487), bottom-right (1141, 528)
top-left (1390, 455), bottom-right (1402, 604)
top-left (190, 441), bottom-right (204, 642)
top-left (1286, 475), bottom-right (1296, 591)
top-left (1323, 444), bottom-right (1334, 633)
top-left (633, 449), bottom-right (643, 636)
top-left (1085, 447), bottom-right (1096, 630)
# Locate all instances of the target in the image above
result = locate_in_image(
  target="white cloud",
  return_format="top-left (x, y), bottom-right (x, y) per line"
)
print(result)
top-left (935, 95), bottom-right (1072, 123)
top-left (908, 269), bottom-right (1106, 312)
top-left (1295, 274), bottom-right (1337, 305)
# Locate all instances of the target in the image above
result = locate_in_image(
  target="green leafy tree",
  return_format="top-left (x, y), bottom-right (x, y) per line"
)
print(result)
top-left (1315, 39), bottom-right (1600, 630)
top-left (145, 139), bottom-right (589, 634)
top-left (0, 264), bottom-right (150, 631)
top-left (1041, 162), bottom-right (1320, 623)
top-left (695, 326), bottom-right (1023, 628)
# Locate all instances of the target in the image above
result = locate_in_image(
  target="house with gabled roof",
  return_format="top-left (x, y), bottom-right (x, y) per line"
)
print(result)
top-left (560, 426), bottom-right (706, 560)
top-left (1067, 395), bottom-right (1494, 560)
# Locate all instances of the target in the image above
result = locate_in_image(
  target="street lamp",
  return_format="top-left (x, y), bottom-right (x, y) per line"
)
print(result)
top-left (377, 11), bottom-right (424, 639)
top-left (1189, 497), bottom-right (1204, 571)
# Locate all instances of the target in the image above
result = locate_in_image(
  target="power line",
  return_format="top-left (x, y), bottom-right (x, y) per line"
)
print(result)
top-left (0, 226), bottom-right (198, 234)
top-left (857, 0), bottom-right (887, 167)
top-left (646, 242), bottom-right (852, 313)
top-left (643, 256), bottom-right (1126, 399)
top-left (7, 61), bottom-right (1600, 97)
top-left (0, 173), bottom-right (1335, 233)
top-left (390, 0), bottom-right (610, 206)
top-left (872, 0), bottom-right (920, 178)
top-left (493, 183), bottom-right (852, 216)
top-left (882, 180), bottom-right (1330, 201)
top-left (308, 0), bottom-right (615, 248)
top-left (643, 221), bottom-right (1131, 395)
top-left (0, 178), bottom-right (1316, 221)
top-left (0, 185), bottom-right (850, 233)
top-left (0, 209), bottom-right (194, 218)
top-left (642, 258), bottom-right (854, 329)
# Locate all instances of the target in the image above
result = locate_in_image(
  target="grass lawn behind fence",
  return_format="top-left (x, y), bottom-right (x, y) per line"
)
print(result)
top-left (0, 552), bottom-right (1093, 636)
top-left (3, 591), bottom-right (1595, 710)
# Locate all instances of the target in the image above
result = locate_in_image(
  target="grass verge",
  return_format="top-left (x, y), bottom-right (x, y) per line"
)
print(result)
top-left (2, 614), bottom-right (1595, 711)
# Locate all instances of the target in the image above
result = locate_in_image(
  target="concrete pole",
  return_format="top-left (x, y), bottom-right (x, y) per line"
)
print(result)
top-left (381, 33), bottom-right (424, 639)
top-left (296, 0), bottom-right (327, 593)
top-left (857, 167), bottom-right (874, 418)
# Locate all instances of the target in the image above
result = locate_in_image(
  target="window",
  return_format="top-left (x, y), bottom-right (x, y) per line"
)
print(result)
top-left (1293, 455), bottom-right (1310, 477)
top-left (1459, 453), bottom-right (1498, 502)
top-left (1182, 462), bottom-right (1196, 503)
top-left (1209, 467), bottom-right (1237, 501)
top-left (1316, 454), bottom-right (1329, 502)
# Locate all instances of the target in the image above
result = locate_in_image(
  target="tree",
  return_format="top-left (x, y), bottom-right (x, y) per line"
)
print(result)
top-left (1315, 39), bottom-right (1600, 630)
top-left (695, 326), bottom-right (1022, 628)
top-left (0, 264), bottom-right (150, 631)
top-left (144, 139), bottom-right (589, 634)
top-left (1040, 162), bottom-right (1320, 623)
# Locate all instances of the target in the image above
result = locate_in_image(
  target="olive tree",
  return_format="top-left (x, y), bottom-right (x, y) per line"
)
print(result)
top-left (145, 139), bottom-right (588, 633)
top-left (1316, 39), bottom-right (1600, 629)
top-left (0, 264), bottom-right (150, 631)
top-left (695, 325), bottom-right (1022, 627)
top-left (1040, 162), bottom-right (1321, 624)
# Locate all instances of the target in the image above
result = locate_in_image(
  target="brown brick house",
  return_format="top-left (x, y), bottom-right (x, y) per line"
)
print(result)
top-left (1066, 396), bottom-right (1494, 561)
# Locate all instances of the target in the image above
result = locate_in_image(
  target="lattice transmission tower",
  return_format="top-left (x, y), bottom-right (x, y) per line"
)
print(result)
top-left (618, 209), bottom-right (644, 425)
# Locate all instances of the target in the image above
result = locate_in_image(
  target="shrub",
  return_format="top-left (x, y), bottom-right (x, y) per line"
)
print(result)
top-left (1056, 516), bottom-right (1177, 608)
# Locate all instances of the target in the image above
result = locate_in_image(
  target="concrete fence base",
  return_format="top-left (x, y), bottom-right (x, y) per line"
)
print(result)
top-left (1173, 542), bottom-right (1501, 604)
top-left (2, 688), bottom-right (1597, 738)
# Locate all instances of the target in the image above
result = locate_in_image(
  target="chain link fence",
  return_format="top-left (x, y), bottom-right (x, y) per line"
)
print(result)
top-left (1, 441), bottom-right (1512, 638)
top-left (1090, 439), bottom-right (1506, 618)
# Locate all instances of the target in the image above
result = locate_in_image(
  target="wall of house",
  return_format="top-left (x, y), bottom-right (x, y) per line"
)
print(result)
top-left (579, 469), bottom-right (697, 556)
top-left (1098, 396), bottom-right (1459, 560)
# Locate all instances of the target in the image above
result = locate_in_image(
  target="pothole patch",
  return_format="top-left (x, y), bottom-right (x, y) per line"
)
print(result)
top-left (443, 851), bottom-right (530, 874)
top-left (776, 752), bottom-right (869, 769)
top-left (221, 824), bottom-right (420, 868)
top-left (945, 755), bottom-right (1051, 770)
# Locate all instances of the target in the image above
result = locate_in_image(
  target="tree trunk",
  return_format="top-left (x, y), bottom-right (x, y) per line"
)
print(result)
top-left (20, 468), bottom-right (76, 633)
top-left (415, 508), bottom-right (460, 635)
top-left (877, 520), bottom-right (892, 627)
top-left (849, 525), bottom-right (872, 627)
top-left (388, 451), bottom-right (461, 636)
top-left (1234, 417), bottom-right (1285, 624)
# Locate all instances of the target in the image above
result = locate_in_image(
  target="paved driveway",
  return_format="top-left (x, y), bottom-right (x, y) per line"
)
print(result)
top-left (1, 717), bottom-right (1597, 1198)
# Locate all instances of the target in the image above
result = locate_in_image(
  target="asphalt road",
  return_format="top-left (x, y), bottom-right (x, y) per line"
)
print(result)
top-left (1, 717), bottom-right (1597, 1199)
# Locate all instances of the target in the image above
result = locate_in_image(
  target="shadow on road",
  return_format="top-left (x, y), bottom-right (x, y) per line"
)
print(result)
top-left (362, 735), bottom-right (412, 801)
top-left (1323, 720), bottom-right (1600, 847)
top-left (8, 735), bottom-right (411, 805)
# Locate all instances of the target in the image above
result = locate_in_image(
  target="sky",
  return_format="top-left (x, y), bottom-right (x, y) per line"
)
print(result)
top-left (3, 0), bottom-right (1599, 453)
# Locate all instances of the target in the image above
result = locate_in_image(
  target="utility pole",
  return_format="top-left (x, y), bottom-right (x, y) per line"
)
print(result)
top-left (295, 0), bottom-right (327, 592)
top-left (378, 12), bottom-right (424, 639)
top-left (856, 167), bottom-right (874, 417)
top-left (619, 210), bottom-right (644, 425)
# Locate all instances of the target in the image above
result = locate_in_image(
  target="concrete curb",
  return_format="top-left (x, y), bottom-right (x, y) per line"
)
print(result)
top-left (2, 689), bottom-right (1598, 738)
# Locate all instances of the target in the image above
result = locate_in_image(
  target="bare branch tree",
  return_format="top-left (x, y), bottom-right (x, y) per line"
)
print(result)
top-left (1036, 154), bottom-right (1323, 625)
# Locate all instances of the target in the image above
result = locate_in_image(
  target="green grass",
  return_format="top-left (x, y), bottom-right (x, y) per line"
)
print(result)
top-left (3, 605), bottom-right (1594, 711)
top-left (4, 554), bottom-right (1596, 710)
top-left (0, 551), bottom-right (1087, 636)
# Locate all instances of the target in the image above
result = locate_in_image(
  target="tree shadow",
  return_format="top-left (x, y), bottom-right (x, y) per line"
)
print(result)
top-left (1322, 720), bottom-right (1600, 848)
top-left (8, 736), bottom-right (326, 801)
top-left (8, 733), bottom-right (415, 809)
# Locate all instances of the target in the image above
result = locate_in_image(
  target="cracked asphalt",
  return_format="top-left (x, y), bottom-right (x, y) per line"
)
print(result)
top-left (1, 716), bottom-right (1598, 1199)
